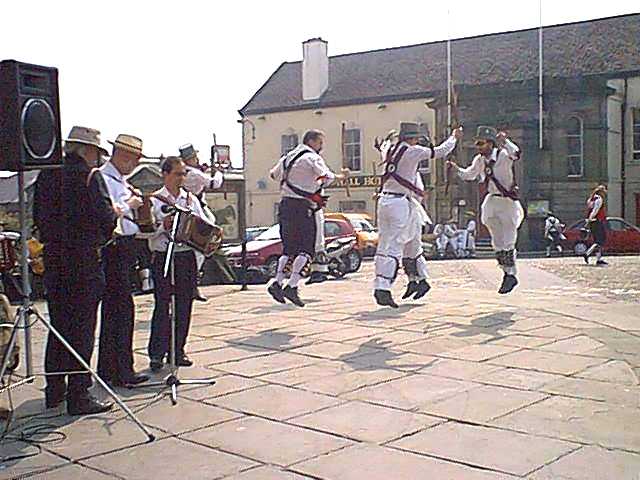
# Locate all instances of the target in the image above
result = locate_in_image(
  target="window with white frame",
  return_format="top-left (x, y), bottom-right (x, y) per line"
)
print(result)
top-left (566, 116), bottom-right (584, 177)
top-left (343, 128), bottom-right (362, 171)
top-left (281, 133), bottom-right (298, 156)
top-left (633, 108), bottom-right (640, 161)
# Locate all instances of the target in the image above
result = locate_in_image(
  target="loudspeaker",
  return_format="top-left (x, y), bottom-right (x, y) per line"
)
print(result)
top-left (0, 60), bottom-right (62, 171)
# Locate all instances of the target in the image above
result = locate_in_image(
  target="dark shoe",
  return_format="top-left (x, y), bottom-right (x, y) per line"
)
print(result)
top-left (67, 395), bottom-right (112, 416)
top-left (45, 389), bottom-right (65, 409)
top-left (412, 280), bottom-right (431, 300)
top-left (150, 357), bottom-right (164, 372)
top-left (193, 287), bottom-right (207, 302)
top-left (306, 272), bottom-right (328, 285)
top-left (402, 281), bottom-right (418, 299)
top-left (583, 253), bottom-right (589, 264)
top-left (115, 373), bottom-right (149, 386)
top-left (176, 354), bottom-right (194, 367)
top-left (596, 259), bottom-right (608, 266)
top-left (498, 274), bottom-right (518, 294)
top-left (283, 285), bottom-right (305, 307)
top-left (267, 281), bottom-right (286, 304)
top-left (374, 289), bottom-right (399, 308)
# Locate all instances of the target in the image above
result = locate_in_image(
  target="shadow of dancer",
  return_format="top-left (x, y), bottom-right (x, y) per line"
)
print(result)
top-left (338, 338), bottom-right (438, 372)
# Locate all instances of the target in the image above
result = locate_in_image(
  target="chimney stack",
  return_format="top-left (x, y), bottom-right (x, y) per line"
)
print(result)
top-left (302, 38), bottom-right (328, 101)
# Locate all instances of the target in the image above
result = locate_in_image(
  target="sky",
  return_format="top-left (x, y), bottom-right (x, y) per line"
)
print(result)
top-left (1, 0), bottom-right (638, 169)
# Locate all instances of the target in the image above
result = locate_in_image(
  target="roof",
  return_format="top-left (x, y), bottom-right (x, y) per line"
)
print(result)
top-left (240, 13), bottom-right (640, 115)
top-left (0, 171), bottom-right (39, 204)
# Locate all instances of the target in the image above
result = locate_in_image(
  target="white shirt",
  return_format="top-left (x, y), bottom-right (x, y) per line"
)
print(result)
top-left (184, 166), bottom-right (224, 196)
top-left (147, 186), bottom-right (208, 253)
top-left (466, 219), bottom-right (477, 233)
top-left (100, 161), bottom-right (140, 236)
top-left (269, 144), bottom-right (335, 200)
top-left (455, 138), bottom-right (520, 195)
top-left (383, 135), bottom-right (457, 198)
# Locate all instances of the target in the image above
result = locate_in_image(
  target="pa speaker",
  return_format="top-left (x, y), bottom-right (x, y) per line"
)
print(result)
top-left (0, 60), bottom-right (62, 171)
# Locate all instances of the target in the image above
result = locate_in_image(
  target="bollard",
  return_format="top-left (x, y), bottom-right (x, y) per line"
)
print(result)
top-left (240, 232), bottom-right (248, 291)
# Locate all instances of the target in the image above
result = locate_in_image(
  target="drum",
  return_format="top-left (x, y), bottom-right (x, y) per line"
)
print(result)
top-left (174, 211), bottom-right (223, 256)
top-left (133, 195), bottom-right (156, 239)
top-left (0, 233), bottom-right (18, 273)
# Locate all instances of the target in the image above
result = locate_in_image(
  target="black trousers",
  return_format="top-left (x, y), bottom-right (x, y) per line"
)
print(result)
top-left (97, 237), bottom-right (136, 383)
top-left (148, 250), bottom-right (197, 361)
top-left (43, 246), bottom-right (103, 399)
top-left (590, 220), bottom-right (607, 246)
top-left (279, 197), bottom-right (316, 257)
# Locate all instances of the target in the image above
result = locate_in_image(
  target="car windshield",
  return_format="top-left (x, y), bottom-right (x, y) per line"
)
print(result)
top-left (255, 224), bottom-right (280, 241)
top-left (352, 219), bottom-right (375, 232)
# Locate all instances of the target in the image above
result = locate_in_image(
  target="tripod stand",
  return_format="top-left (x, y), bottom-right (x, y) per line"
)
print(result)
top-left (0, 170), bottom-right (155, 442)
top-left (136, 207), bottom-right (216, 405)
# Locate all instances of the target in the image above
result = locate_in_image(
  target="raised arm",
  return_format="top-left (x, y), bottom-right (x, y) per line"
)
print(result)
top-left (269, 157), bottom-right (285, 181)
top-left (451, 155), bottom-right (484, 182)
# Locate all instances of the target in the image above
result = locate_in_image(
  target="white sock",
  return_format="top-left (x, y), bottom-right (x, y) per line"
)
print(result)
top-left (287, 254), bottom-right (309, 288)
top-left (586, 244), bottom-right (598, 257)
top-left (596, 250), bottom-right (603, 261)
top-left (275, 255), bottom-right (289, 285)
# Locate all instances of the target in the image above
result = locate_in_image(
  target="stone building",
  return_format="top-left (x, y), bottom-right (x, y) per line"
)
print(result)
top-left (239, 14), bottom-right (640, 250)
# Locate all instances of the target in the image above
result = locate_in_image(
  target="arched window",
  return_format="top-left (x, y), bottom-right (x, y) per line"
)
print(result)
top-left (566, 116), bottom-right (584, 177)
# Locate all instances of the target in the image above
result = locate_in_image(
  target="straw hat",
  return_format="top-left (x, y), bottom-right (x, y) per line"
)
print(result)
top-left (108, 134), bottom-right (146, 158)
top-left (65, 126), bottom-right (108, 155)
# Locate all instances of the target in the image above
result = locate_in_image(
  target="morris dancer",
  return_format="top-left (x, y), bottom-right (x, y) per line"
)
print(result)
top-left (267, 130), bottom-right (348, 307)
top-left (447, 126), bottom-right (523, 294)
top-left (374, 122), bottom-right (462, 308)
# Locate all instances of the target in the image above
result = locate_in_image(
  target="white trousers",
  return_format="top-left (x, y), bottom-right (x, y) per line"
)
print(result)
top-left (481, 195), bottom-right (524, 274)
top-left (374, 196), bottom-right (428, 290)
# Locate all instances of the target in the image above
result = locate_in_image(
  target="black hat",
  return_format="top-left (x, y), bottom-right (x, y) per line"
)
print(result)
top-left (473, 126), bottom-right (498, 143)
top-left (179, 144), bottom-right (198, 161)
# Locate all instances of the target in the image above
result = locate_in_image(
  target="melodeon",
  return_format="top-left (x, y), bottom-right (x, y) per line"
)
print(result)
top-left (175, 212), bottom-right (223, 256)
top-left (0, 232), bottom-right (19, 273)
top-left (133, 195), bottom-right (156, 239)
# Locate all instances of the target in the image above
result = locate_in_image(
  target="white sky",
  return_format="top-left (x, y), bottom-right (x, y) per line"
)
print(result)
top-left (1, 1), bottom-right (638, 169)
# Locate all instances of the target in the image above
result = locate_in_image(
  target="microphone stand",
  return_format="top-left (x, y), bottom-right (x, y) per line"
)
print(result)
top-left (132, 207), bottom-right (216, 405)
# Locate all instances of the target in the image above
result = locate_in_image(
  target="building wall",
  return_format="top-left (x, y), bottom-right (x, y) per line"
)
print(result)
top-left (621, 76), bottom-right (640, 226)
top-left (242, 99), bottom-right (436, 227)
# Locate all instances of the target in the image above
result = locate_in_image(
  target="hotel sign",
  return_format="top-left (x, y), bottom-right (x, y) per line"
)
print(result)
top-left (326, 175), bottom-right (382, 189)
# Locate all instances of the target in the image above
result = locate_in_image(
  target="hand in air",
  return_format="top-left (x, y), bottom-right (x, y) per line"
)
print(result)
top-left (453, 127), bottom-right (464, 140)
top-left (341, 168), bottom-right (351, 178)
top-left (446, 160), bottom-right (458, 169)
top-left (496, 131), bottom-right (508, 143)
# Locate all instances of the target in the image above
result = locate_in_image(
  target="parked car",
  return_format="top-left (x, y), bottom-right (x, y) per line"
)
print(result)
top-left (244, 226), bottom-right (270, 242)
top-left (563, 217), bottom-right (640, 255)
top-left (224, 218), bottom-right (363, 277)
top-left (325, 212), bottom-right (378, 257)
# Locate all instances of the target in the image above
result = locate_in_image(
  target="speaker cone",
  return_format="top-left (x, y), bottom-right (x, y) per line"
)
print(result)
top-left (20, 98), bottom-right (57, 159)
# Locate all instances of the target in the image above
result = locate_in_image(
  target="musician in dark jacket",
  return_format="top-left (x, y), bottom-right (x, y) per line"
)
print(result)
top-left (34, 126), bottom-right (116, 415)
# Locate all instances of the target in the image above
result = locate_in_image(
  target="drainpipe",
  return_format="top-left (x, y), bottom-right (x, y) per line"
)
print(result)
top-left (621, 78), bottom-right (627, 219)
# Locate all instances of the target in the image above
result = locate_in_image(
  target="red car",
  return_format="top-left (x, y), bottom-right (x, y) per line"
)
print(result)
top-left (563, 217), bottom-right (640, 255)
top-left (224, 218), bottom-right (363, 277)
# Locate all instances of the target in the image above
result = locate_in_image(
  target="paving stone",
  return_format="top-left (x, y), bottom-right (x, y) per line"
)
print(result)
top-left (17, 463), bottom-right (118, 479)
top-left (0, 443), bottom-right (68, 480)
top-left (344, 374), bottom-right (476, 410)
top-left (225, 466), bottom-right (313, 480)
top-left (391, 422), bottom-right (578, 477)
top-left (493, 396), bottom-right (640, 451)
top-left (224, 329), bottom-right (316, 351)
top-left (183, 416), bottom-right (352, 466)
top-left (399, 336), bottom-right (470, 356)
top-left (290, 400), bottom-right (443, 443)
top-left (528, 445), bottom-right (640, 480)
top-left (346, 349), bottom-right (439, 372)
top-left (308, 325), bottom-right (386, 342)
top-left (538, 335), bottom-right (606, 355)
top-left (575, 360), bottom-right (639, 385)
top-left (288, 340), bottom-right (377, 361)
top-left (540, 376), bottom-right (640, 406)
top-left (344, 329), bottom-right (431, 349)
top-left (297, 369), bottom-right (406, 396)
top-left (293, 444), bottom-right (518, 480)
top-left (210, 384), bottom-right (341, 420)
top-left (179, 373), bottom-right (266, 401)
top-left (213, 352), bottom-right (318, 377)
top-left (194, 345), bottom-right (273, 365)
top-left (417, 357), bottom-right (505, 380)
top-left (477, 367), bottom-right (565, 390)
top-left (259, 360), bottom-right (352, 386)
top-left (422, 384), bottom-right (547, 423)
top-left (484, 334), bottom-right (555, 348)
top-left (522, 325), bottom-right (580, 339)
top-left (84, 436), bottom-right (257, 480)
top-left (436, 343), bottom-right (521, 361)
top-left (489, 350), bottom-right (606, 375)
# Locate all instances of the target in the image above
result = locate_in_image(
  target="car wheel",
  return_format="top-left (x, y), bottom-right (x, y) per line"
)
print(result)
top-left (574, 242), bottom-right (587, 256)
top-left (264, 256), bottom-right (279, 278)
top-left (345, 249), bottom-right (362, 272)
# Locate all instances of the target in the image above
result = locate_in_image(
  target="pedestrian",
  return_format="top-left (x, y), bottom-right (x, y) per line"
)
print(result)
top-left (583, 185), bottom-right (608, 266)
